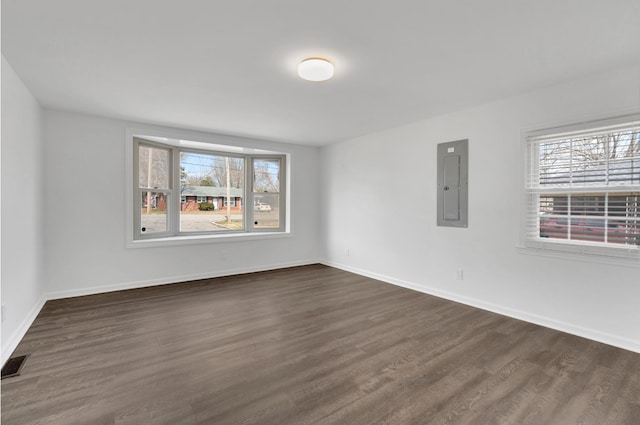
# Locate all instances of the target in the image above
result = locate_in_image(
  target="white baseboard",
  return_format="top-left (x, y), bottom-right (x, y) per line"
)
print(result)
top-left (1, 295), bottom-right (47, 366)
top-left (46, 259), bottom-right (322, 300)
top-left (322, 260), bottom-right (640, 354)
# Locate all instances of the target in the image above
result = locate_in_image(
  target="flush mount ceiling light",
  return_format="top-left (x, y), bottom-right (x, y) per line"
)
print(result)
top-left (298, 58), bottom-right (334, 82)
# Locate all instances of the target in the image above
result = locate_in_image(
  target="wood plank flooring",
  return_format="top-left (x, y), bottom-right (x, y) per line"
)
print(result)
top-left (2, 264), bottom-right (639, 424)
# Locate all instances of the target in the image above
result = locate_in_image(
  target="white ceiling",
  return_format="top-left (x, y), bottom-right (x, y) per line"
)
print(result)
top-left (3, 1), bottom-right (640, 146)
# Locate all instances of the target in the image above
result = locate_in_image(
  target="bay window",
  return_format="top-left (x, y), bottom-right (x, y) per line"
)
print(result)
top-left (129, 133), bottom-right (288, 245)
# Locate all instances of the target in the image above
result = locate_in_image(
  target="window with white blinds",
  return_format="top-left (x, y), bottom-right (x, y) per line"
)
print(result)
top-left (525, 115), bottom-right (640, 258)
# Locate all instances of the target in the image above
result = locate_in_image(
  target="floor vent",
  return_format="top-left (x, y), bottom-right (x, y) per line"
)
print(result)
top-left (1, 355), bottom-right (29, 379)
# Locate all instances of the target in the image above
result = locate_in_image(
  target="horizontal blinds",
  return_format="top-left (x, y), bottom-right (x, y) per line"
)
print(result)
top-left (526, 192), bottom-right (640, 249)
top-left (527, 125), bottom-right (640, 191)
top-left (526, 118), bottom-right (640, 252)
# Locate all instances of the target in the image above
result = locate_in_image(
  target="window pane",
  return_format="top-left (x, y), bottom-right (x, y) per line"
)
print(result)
top-left (571, 136), bottom-right (607, 186)
top-left (609, 193), bottom-right (640, 246)
top-left (608, 131), bottom-right (640, 185)
top-left (253, 159), bottom-right (280, 193)
top-left (253, 193), bottom-right (279, 229)
top-left (539, 195), bottom-right (568, 240)
top-left (570, 196), bottom-right (605, 216)
top-left (569, 196), bottom-right (606, 243)
top-left (539, 141), bottom-right (571, 187)
top-left (139, 145), bottom-right (170, 189)
top-left (140, 191), bottom-right (168, 234)
top-left (572, 218), bottom-right (606, 243)
top-left (252, 159), bottom-right (281, 229)
top-left (179, 152), bottom-right (244, 232)
top-left (538, 130), bottom-right (640, 188)
top-left (539, 193), bottom-right (640, 245)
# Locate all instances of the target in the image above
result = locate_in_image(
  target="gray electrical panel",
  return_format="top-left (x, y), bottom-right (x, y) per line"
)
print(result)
top-left (437, 139), bottom-right (468, 227)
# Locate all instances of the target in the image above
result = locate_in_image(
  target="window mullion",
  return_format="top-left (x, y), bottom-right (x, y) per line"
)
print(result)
top-left (604, 192), bottom-right (609, 244)
top-left (567, 194), bottom-right (572, 241)
top-left (246, 155), bottom-right (253, 232)
top-left (569, 138), bottom-right (573, 187)
top-left (279, 156), bottom-right (286, 230)
top-left (170, 147), bottom-right (180, 235)
top-left (605, 134), bottom-right (610, 187)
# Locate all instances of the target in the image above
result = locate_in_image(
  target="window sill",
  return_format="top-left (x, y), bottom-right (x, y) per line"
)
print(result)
top-left (127, 231), bottom-right (293, 249)
top-left (517, 240), bottom-right (640, 268)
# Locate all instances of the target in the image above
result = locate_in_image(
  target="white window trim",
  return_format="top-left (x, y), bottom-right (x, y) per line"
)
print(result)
top-left (519, 114), bottom-right (640, 266)
top-left (125, 128), bottom-right (291, 248)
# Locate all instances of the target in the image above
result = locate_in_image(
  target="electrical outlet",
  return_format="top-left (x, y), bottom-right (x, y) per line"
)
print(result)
top-left (1, 305), bottom-right (5, 323)
top-left (456, 269), bottom-right (464, 280)
top-left (347, 248), bottom-right (350, 257)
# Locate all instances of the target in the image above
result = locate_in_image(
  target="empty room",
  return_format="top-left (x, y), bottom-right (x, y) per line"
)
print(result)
top-left (2, 1), bottom-right (639, 424)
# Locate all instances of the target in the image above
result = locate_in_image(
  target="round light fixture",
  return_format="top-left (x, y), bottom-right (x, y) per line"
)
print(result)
top-left (298, 58), bottom-right (334, 82)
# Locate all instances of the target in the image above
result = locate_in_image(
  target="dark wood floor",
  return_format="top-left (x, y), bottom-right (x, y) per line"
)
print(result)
top-left (2, 265), bottom-right (639, 425)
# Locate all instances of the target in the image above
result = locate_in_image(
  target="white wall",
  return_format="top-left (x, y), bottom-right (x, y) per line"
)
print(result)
top-left (42, 110), bottom-right (323, 298)
top-left (1, 56), bottom-right (46, 363)
top-left (322, 64), bottom-right (640, 352)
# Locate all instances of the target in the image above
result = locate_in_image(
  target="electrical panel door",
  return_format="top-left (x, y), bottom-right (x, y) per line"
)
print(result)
top-left (437, 139), bottom-right (468, 227)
